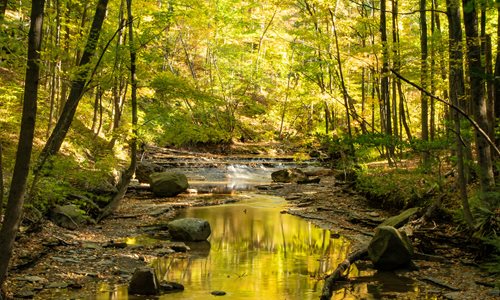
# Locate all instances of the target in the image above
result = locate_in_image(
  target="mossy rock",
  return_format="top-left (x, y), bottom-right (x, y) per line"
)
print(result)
top-left (380, 207), bottom-right (420, 228)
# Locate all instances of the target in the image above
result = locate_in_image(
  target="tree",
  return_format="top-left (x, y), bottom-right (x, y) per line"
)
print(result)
top-left (494, 2), bottom-right (500, 148)
top-left (98, 0), bottom-right (137, 221)
top-left (380, 0), bottom-right (394, 163)
top-left (462, 0), bottom-right (496, 197)
top-left (0, 0), bottom-right (45, 288)
top-left (446, 0), bottom-right (473, 228)
top-left (420, 0), bottom-right (430, 168)
top-left (35, 0), bottom-right (109, 174)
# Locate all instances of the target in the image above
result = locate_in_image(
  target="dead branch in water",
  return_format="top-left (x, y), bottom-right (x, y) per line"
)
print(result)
top-left (320, 246), bottom-right (368, 300)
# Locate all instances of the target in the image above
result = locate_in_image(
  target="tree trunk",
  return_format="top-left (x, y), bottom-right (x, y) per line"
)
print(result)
top-left (98, 0), bottom-right (137, 222)
top-left (430, 0), bottom-right (436, 140)
top-left (485, 36), bottom-right (495, 140)
top-left (108, 0), bottom-right (126, 137)
top-left (462, 0), bottom-right (496, 196)
top-left (35, 0), bottom-right (109, 173)
top-left (380, 0), bottom-right (393, 164)
top-left (0, 143), bottom-right (3, 220)
top-left (330, 7), bottom-right (355, 156)
top-left (420, 0), bottom-right (430, 168)
top-left (0, 0), bottom-right (45, 288)
top-left (391, 0), bottom-right (399, 144)
top-left (434, 1), bottom-right (450, 133)
top-left (495, 5), bottom-right (500, 149)
top-left (91, 85), bottom-right (100, 134)
top-left (447, 0), bottom-right (473, 228)
top-left (398, 80), bottom-right (412, 141)
top-left (0, 0), bottom-right (8, 20)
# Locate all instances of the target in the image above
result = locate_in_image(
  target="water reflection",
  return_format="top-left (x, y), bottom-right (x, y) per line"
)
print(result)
top-left (92, 194), bottom-right (421, 300)
top-left (149, 194), bottom-right (351, 299)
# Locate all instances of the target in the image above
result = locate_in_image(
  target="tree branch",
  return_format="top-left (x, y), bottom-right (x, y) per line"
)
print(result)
top-left (390, 68), bottom-right (500, 156)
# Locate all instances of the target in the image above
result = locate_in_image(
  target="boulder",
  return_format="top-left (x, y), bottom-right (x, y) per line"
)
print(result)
top-left (168, 218), bottom-right (211, 241)
top-left (150, 172), bottom-right (189, 197)
top-left (49, 204), bottom-right (90, 230)
top-left (271, 168), bottom-right (307, 183)
top-left (368, 226), bottom-right (414, 270)
top-left (128, 267), bottom-right (159, 295)
top-left (136, 161), bottom-right (165, 183)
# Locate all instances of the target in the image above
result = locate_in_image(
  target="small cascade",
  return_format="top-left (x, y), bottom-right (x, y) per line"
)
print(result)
top-left (143, 150), bottom-right (320, 193)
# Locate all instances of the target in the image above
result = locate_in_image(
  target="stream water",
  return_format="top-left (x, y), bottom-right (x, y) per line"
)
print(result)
top-left (92, 160), bottom-right (421, 299)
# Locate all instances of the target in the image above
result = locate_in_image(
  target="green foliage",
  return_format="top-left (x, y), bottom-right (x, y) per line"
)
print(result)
top-left (355, 168), bottom-right (438, 210)
top-left (481, 235), bottom-right (500, 286)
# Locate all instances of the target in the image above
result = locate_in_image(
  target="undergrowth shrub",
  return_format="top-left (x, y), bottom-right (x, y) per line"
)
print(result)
top-left (355, 168), bottom-right (439, 210)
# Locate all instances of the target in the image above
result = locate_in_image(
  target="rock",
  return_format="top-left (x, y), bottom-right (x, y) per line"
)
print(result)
top-left (135, 161), bottom-right (165, 183)
top-left (155, 248), bottom-right (175, 256)
top-left (47, 281), bottom-right (69, 288)
top-left (332, 169), bottom-right (357, 182)
top-left (167, 218), bottom-right (211, 241)
top-left (443, 292), bottom-right (462, 300)
top-left (18, 276), bottom-right (45, 283)
top-left (297, 176), bottom-right (321, 184)
top-left (82, 242), bottom-right (100, 249)
top-left (49, 205), bottom-right (90, 230)
top-left (211, 290), bottom-right (227, 296)
top-left (380, 207), bottom-right (420, 228)
top-left (103, 241), bottom-right (128, 249)
top-left (271, 168), bottom-right (307, 183)
top-left (169, 243), bottom-right (191, 252)
top-left (128, 267), bottom-right (159, 295)
top-left (14, 289), bottom-right (35, 299)
top-left (160, 282), bottom-right (184, 292)
top-left (368, 226), bottom-right (414, 270)
top-left (150, 172), bottom-right (189, 197)
top-left (304, 168), bottom-right (333, 176)
top-left (149, 206), bottom-right (172, 216)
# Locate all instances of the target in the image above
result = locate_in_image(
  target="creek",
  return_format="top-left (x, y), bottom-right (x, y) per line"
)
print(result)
top-left (93, 157), bottom-right (420, 299)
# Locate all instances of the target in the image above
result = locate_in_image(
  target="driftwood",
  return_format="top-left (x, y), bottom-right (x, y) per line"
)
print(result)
top-left (320, 246), bottom-right (368, 300)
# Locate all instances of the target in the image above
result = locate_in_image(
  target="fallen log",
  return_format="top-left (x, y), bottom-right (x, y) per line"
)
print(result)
top-left (320, 246), bottom-right (368, 300)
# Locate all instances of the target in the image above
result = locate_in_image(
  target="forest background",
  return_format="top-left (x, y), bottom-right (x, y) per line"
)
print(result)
top-left (0, 0), bottom-right (499, 291)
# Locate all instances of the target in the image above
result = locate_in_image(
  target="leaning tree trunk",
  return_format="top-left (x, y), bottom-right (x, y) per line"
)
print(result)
top-left (98, 0), bottom-right (137, 222)
top-left (462, 0), bottom-right (496, 197)
top-left (0, 0), bottom-right (45, 288)
top-left (35, 0), bottom-right (109, 174)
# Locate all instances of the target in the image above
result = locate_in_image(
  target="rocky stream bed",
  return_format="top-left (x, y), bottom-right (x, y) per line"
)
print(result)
top-left (3, 148), bottom-right (499, 299)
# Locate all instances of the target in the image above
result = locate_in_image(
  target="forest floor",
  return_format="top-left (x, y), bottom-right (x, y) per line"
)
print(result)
top-left (3, 145), bottom-right (500, 299)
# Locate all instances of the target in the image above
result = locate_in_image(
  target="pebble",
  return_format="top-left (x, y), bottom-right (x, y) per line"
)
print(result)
top-left (211, 290), bottom-right (226, 296)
